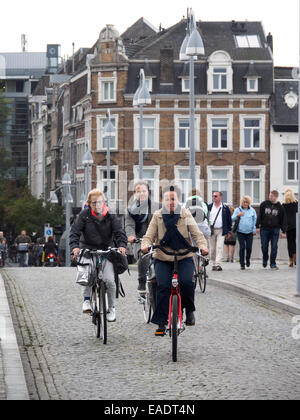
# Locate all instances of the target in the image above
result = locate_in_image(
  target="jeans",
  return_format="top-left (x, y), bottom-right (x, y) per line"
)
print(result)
top-left (151, 257), bottom-right (195, 326)
top-left (260, 229), bottom-right (280, 267)
top-left (237, 232), bottom-right (253, 266)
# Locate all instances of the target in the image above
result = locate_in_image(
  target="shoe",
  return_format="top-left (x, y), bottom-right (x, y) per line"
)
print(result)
top-left (185, 311), bottom-right (195, 326)
top-left (241, 265), bottom-right (245, 270)
top-left (289, 258), bottom-right (294, 268)
top-left (155, 324), bottom-right (166, 336)
top-left (270, 265), bottom-right (279, 270)
top-left (215, 266), bottom-right (222, 271)
top-left (246, 260), bottom-right (250, 268)
top-left (230, 258), bottom-right (234, 263)
top-left (137, 278), bottom-right (146, 292)
top-left (82, 300), bottom-right (92, 314)
top-left (107, 307), bottom-right (116, 322)
top-left (263, 263), bottom-right (267, 268)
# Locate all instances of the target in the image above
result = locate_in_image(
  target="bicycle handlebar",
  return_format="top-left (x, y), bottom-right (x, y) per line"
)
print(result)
top-left (142, 244), bottom-right (206, 258)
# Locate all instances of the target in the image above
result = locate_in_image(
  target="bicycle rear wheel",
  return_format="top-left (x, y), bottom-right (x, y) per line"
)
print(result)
top-left (99, 281), bottom-right (107, 344)
top-left (171, 295), bottom-right (179, 362)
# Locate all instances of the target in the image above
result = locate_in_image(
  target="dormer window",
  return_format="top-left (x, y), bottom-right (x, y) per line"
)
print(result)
top-left (247, 77), bottom-right (258, 92)
top-left (235, 35), bottom-right (261, 48)
top-left (182, 78), bottom-right (190, 92)
top-left (207, 51), bottom-right (233, 94)
top-left (145, 77), bottom-right (153, 92)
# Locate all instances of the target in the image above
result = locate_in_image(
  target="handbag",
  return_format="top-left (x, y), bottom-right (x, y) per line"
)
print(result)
top-left (106, 249), bottom-right (129, 275)
top-left (210, 207), bottom-right (222, 236)
top-left (232, 208), bottom-right (242, 233)
top-left (18, 243), bottom-right (28, 252)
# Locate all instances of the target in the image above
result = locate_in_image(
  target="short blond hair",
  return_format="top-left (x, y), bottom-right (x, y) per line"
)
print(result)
top-left (283, 188), bottom-right (297, 204)
top-left (240, 195), bottom-right (252, 206)
top-left (86, 189), bottom-right (105, 206)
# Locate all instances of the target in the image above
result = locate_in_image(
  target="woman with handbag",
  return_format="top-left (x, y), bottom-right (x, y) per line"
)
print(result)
top-left (224, 206), bottom-right (237, 263)
top-left (232, 196), bottom-right (257, 270)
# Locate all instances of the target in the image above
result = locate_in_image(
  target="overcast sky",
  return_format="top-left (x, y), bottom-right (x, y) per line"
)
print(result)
top-left (1, 0), bottom-right (299, 67)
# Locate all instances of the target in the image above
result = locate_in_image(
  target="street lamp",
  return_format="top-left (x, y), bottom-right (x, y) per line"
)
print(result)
top-left (133, 68), bottom-right (151, 180)
top-left (103, 109), bottom-right (115, 205)
top-left (51, 164), bottom-right (73, 267)
top-left (180, 9), bottom-right (205, 190)
top-left (82, 145), bottom-right (93, 198)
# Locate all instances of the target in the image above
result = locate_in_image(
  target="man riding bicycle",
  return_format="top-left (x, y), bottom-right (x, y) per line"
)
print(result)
top-left (141, 185), bottom-right (208, 336)
top-left (70, 189), bottom-right (127, 322)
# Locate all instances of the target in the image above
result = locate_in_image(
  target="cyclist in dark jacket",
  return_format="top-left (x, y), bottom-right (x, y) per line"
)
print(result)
top-left (70, 189), bottom-right (127, 321)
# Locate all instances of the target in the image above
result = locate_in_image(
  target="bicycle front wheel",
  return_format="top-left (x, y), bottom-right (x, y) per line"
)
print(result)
top-left (171, 295), bottom-right (179, 362)
top-left (99, 281), bottom-right (107, 344)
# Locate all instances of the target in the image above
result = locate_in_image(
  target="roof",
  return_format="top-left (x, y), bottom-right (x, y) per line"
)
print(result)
top-left (0, 52), bottom-right (47, 78)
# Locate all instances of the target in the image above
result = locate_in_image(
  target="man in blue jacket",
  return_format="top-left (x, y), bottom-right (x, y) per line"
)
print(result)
top-left (208, 191), bottom-right (232, 271)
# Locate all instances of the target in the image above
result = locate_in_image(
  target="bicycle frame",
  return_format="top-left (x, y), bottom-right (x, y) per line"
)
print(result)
top-left (168, 273), bottom-right (183, 333)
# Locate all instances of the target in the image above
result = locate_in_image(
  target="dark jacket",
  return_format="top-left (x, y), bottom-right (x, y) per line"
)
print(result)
top-left (70, 207), bottom-right (127, 251)
top-left (44, 242), bottom-right (58, 257)
top-left (282, 201), bottom-right (298, 231)
top-left (256, 200), bottom-right (287, 232)
top-left (125, 199), bottom-right (160, 239)
top-left (208, 203), bottom-right (232, 236)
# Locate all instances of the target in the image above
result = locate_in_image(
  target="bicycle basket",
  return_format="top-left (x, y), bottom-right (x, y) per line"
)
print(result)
top-left (76, 251), bottom-right (97, 287)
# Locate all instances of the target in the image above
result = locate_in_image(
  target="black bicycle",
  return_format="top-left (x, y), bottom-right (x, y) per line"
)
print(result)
top-left (193, 254), bottom-right (209, 293)
top-left (79, 248), bottom-right (121, 344)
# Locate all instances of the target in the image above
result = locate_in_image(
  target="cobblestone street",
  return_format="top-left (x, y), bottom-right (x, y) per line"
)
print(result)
top-left (3, 267), bottom-right (300, 400)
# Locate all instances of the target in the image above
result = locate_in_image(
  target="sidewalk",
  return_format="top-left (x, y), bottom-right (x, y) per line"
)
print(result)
top-left (0, 272), bottom-right (29, 400)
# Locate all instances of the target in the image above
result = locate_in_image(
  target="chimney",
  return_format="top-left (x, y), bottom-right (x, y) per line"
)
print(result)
top-left (267, 32), bottom-right (273, 52)
top-left (160, 47), bottom-right (174, 84)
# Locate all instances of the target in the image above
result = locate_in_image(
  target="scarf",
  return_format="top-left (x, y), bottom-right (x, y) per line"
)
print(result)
top-left (160, 205), bottom-right (191, 251)
top-left (128, 198), bottom-right (150, 234)
top-left (91, 204), bottom-right (109, 220)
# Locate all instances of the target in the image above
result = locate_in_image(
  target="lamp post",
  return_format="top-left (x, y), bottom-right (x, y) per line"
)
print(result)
top-left (103, 109), bottom-right (115, 205)
top-left (180, 9), bottom-right (205, 190)
top-left (51, 164), bottom-right (73, 267)
top-left (82, 145), bottom-right (93, 198)
top-left (133, 68), bottom-right (151, 180)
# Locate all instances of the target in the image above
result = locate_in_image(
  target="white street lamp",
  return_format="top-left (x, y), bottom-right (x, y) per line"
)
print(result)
top-left (180, 9), bottom-right (205, 190)
top-left (133, 68), bottom-right (151, 180)
top-left (103, 109), bottom-right (115, 205)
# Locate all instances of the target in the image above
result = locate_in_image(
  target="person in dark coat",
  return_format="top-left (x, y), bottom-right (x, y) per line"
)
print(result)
top-left (70, 189), bottom-right (127, 321)
top-left (283, 188), bottom-right (298, 267)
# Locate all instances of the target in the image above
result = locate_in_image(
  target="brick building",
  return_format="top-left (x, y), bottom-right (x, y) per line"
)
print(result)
top-left (31, 17), bottom-right (275, 211)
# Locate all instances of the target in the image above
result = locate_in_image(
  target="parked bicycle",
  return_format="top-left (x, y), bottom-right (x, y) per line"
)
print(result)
top-left (143, 244), bottom-right (204, 362)
top-left (193, 253), bottom-right (209, 293)
top-left (75, 248), bottom-right (122, 345)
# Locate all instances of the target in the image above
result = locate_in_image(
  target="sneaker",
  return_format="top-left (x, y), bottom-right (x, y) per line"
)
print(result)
top-left (215, 265), bottom-right (222, 271)
top-left (185, 311), bottom-right (195, 326)
top-left (270, 265), bottom-right (279, 270)
top-left (155, 324), bottom-right (166, 336)
top-left (107, 307), bottom-right (116, 322)
top-left (263, 263), bottom-right (267, 268)
top-left (246, 260), bottom-right (250, 268)
top-left (82, 300), bottom-right (92, 314)
top-left (241, 265), bottom-right (245, 270)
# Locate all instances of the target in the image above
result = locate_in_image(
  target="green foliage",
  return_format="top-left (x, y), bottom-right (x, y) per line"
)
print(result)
top-left (0, 89), bottom-right (11, 138)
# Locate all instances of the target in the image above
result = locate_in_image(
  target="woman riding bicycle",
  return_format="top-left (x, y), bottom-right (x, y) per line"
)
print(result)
top-left (70, 189), bottom-right (127, 322)
top-left (141, 185), bottom-right (208, 336)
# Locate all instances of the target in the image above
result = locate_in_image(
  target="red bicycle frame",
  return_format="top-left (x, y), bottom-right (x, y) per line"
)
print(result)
top-left (168, 274), bottom-right (183, 331)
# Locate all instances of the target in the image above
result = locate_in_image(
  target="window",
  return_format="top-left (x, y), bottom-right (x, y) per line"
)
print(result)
top-left (213, 68), bottom-right (227, 91)
top-left (76, 139), bottom-right (85, 169)
top-left (207, 166), bottom-right (233, 204)
top-left (247, 77), bottom-right (258, 92)
top-left (16, 80), bottom-right (24, 93)
top-left (97, 166), bottom-right (118, 201)
top-left (133, 166), bottom-right (160, 203)
top-left (174, 115), bottom-right (200, 151)
top-left (240, 166), bottom-right (265, 205)
top-left (174, 166), bottom-right (201, 203)
top-left (207, 115), bottom-right (233, 151)
top-left (240, 115), bottom-right (265, 151)
top-left (145, 77), bottom-right (153, 92)
top-left (287, 150), bottom-right (298, 181)
top-left (235, 35), bottom-right (261, 48)
top-left (96, 115), bottom-right (118, 150)
top-left (133, 115), bottom-right (160, 151)
top-left (207, 51), bottom-right (233, 94)
top-left (98, 72), bottom-right (117, 103)
top-left (182, 78), bottom-right (190, 92)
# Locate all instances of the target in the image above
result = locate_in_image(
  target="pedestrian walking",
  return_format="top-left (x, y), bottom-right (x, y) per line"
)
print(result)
top-left (208, 191), bottom-right (232, 271)
top-left (256, 190), bottom-right (287, 270)
top-left (224, 206), bottom-right (237, 263)
top-left (232, 196), bottom-right (257, 270)
top-left (282, 188), bottom-right (298, 267)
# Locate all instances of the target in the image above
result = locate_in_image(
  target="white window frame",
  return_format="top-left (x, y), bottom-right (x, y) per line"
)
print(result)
top-left (207, 166), bottom-right (233, 205)
top-left (174, 166), bottom-right (201, 203)
top-left (133, 114), bottom-right (160, 151)
top-left (98, 71), bottom-right (117, 103)
top-left (207, 51), bottom-right (233, 94)
top-left (212, 67), bottom-right (228, 92)
top-left (145, 77), bottom-right (153, 92)
top-left (240, 166), bottom-right (266, 206)
top-left (247, 77), bottom-right (258, 92)
top-left (181, 78), bottom-right (190, 93)
top-left (96, 114), bottom-right (119, 151)
top-left (207, 114), bottom-right (233, 151)
top-left (96, 165), bottom-right (119, 202)
top-left (239, 114), bottom-right (266, 152)
top-left (286, 148), bottom-right (299, 183)
top-left (174, 114), bottom-right (200, 151)
top-left (133, 165), bottom-right (160, 203)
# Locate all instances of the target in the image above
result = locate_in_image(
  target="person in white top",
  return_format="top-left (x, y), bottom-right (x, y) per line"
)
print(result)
top-left (208, 191), bottom-right (232, 271)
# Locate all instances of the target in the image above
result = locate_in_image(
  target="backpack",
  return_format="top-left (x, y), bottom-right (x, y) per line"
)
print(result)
top-left (185, 196), bottom-right (208, 224)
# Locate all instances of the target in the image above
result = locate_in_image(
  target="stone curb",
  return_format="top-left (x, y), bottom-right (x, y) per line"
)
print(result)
top-left (129, 264), bottom-right (300, 315)
top-left (0, 273), bottom-right (29, 400)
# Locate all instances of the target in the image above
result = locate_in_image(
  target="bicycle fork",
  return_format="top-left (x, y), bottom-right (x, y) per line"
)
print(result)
top-left (168, 274), bottom-right (184, 334)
